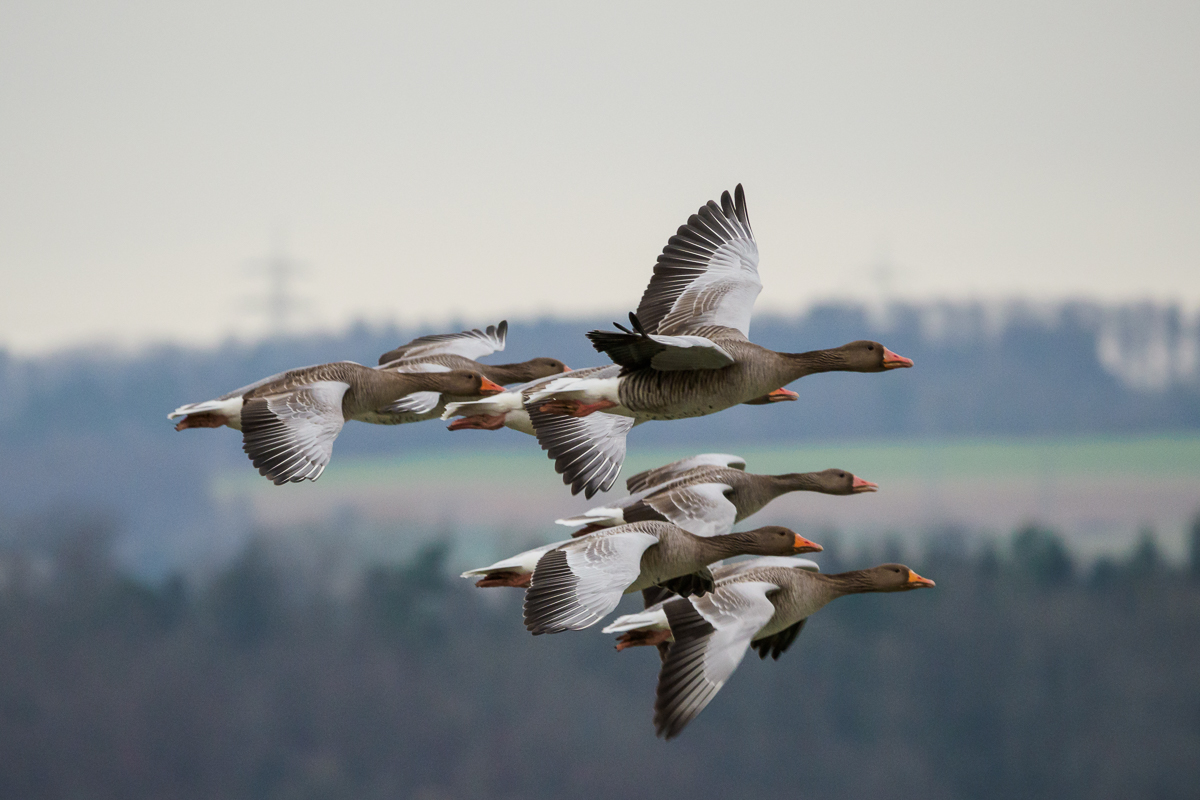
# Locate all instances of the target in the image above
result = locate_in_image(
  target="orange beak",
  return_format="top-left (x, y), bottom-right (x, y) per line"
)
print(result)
top-left (882, 347), bottom-right (914, 369)
top-left (906, 569), bottom-right (935, 588)
top-left (766, 387), bottom-right (799, 402)
top-left (851, 476), bottom-right (879, 493)
top-left (479, 378), bottom-right (505, 395)
top-left (793, 534), bottom-right (823, 553)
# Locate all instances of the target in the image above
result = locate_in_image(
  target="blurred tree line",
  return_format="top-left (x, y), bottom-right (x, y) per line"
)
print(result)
top-left (0, 511), bottom-right (1197, 800)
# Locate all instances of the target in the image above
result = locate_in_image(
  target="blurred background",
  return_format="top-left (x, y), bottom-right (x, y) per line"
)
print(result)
top-left (1, 1), bottom-right (1198, 798)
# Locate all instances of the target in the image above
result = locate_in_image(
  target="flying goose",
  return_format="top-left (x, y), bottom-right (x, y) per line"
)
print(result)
top-left (601, 556), bottom-right (823, 652)
top-left (556, 459), bottom-right (878, 537)
top-left (652, 561), bottom-right (934, 739)
top-left (527, 185), bottom-right (911, 493)
top-left (522, 522), bottom-right (822, 635)
top-left (371, 321), bottom-right (569, 425)
top-left (168, 362), bottom-right (503, 484)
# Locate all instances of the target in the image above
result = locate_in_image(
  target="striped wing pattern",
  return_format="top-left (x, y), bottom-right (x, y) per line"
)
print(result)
top-left (625, 453), bottom-right (747, 494)
top-left (654, 580), bottom-right (778, 739)
top-left (526, 402), bottom-right (635, 499)
top-left (523, 530), bottom-right (659, 634)
top-left (377, 321), bottom-right (507, 365)
top-left (240, 381), bottom-right (350, 485)
top-left (635, 185), bottom-right (761, 338)
top-left (644, 482), bottom-right (737, 537)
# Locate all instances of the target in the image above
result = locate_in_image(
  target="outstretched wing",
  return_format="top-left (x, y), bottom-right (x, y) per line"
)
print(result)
top-left (523, 530), bottom-right (660, 634)
top-left (654, 580), bottom-right (778, 739)
top-left (625, 453), bottom-right (747, 494)
top-left (527, 402), bottom-right (635, 499)
top-left (635, 185), bottom-right (761, 338)
top-left (644, 482), bottom-right (737, 537)
top-left (377, 321), bottom-right (507, 365)
top-left (240, 381), bottom-right (350, 485)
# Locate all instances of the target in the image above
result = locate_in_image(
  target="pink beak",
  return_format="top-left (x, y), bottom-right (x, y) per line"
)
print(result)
top-left (882, 347), bottom-right (914, 369)
top-left (851, 476), bottom-right (879, 493)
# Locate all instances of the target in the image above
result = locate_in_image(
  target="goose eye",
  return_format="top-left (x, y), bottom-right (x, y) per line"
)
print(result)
top-left (867, 345), bottom-right (874, 350)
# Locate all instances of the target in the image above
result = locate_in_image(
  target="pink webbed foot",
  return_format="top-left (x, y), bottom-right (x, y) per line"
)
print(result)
top-left (174, 413), bottom-right (228, 431)
top-left (447, 414), bottom-right (506, 432)
top-left (473, 571), bottom-right (533, 589)
top-left (614, 629), bottom-right (673, 652)
top-left (537, 399), bottom-right (618, 418)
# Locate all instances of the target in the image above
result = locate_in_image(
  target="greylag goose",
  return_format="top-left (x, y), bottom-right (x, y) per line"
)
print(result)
top-left (371, 321), bottom-right (569, 425)
top-left (602, 556), bottom-right (822, 652)
top-left (557, 459), bottom-right (878, 537)
top-left (527, 185), bottom-right (911, 493)
top-left (168, 362), bottom-right (503, 484)
top-left (653, 560), bottom-right (935, 739)
top-left (443, 377), bottom-right (794, 498)
top-left (522, 522), bottom-right (822, 635)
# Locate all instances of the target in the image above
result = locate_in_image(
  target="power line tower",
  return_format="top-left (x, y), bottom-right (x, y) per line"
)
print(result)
top-left (245, 233), bottom-right (310, 337)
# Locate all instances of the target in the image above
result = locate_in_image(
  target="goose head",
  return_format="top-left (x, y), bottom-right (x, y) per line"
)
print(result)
top-left (807, 468), bottom-right (879, 495)
top-left (833, 341), bottom-right (914, 372)
top-left (737, 526), bottom-right (824, 556)
top-left (856, 563), bottom-right (936, 592)
top-left (438, 371), bottom-right (506, 396)
top-left (521, 357), bottom-right (572, 379)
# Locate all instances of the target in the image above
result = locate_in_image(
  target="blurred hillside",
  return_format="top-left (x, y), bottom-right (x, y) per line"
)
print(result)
top-left (0, 300), bottom-right (1197, 575)
top-left (0, 520), bottom-right (1197, 800)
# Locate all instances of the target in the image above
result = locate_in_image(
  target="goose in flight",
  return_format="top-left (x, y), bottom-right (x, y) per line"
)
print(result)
top-left (652, 560), bottom-right (934, 739)
top-left (168, 362), bottom-right (503, 484)
top-left (557, 453), bottom-right (878, 537)
top-left (522, 522), bottom-right (822, 635)
top-left (527, 185), bottom-right (911, 494)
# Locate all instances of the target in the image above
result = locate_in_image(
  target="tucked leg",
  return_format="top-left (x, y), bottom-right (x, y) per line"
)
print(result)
top-left (447, 414), bottom-right (506, 431)
top-left (614, 629), bottom-right (672, 651)
top-left (175, 413), bottom-right (229, 431)
top-left (474, 571), bottom-right (532, 589)
top-left (537, 399), bottom-right (618, 418)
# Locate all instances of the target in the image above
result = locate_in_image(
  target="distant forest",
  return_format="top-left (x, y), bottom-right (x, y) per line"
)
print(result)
top-left (0, 513), bottom-right (1197, 800)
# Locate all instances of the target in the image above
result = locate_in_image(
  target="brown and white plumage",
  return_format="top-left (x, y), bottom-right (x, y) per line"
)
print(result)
top-left (521, 522), bottom-right (822, 635)
top-left (373, 322), bottom-right (569, 425)
top-left (528, 186), bottom-right (913, 495)
top-left (439, 365), bottom-right (638, 498)
top-left (557, 458), bottom-right (878, 537)
top-left (653, 562), bottom-right (935, 739)
top-left (169, 362), bottom-right (501, 484)
top-left (624, 453), bottom-right (747, 495)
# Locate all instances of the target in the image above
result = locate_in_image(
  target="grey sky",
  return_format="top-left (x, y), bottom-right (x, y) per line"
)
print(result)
top-left (2, 1), bottom-right (1197, 353)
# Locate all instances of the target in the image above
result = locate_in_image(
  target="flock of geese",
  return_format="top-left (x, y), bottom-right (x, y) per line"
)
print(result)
top-left (169, 185), bottom-right (935, 739)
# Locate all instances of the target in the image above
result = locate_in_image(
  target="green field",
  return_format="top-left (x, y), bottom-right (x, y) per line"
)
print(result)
top-left (214, 433), bottom-right (1200, 496)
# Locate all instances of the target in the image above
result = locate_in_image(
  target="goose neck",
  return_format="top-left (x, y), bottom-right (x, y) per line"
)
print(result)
top-left (778, 349), bottom-right (851, 379)
top-left (767, 473), bottom-right (823, 495)
top-left (820, 570), bottom-right (883, 597)
top-left (705, 531), bottom-right (775, 558)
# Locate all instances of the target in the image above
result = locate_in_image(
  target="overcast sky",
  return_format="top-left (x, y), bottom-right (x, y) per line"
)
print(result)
top-left (1, 1), bottom-right (1197, 353)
